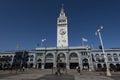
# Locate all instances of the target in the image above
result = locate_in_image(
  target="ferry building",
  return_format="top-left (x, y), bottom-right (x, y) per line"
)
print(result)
top-left (0, 6), bottom-right (120, 71)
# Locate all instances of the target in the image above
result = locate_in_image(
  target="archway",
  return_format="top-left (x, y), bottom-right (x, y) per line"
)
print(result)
top-left (57, 53), bottom-right (66, 69)
top-left (103, 64), bottom-right (106, 71)
top-left (116, 64), bottom-right (120, 71)
top-left (97, 64), bottom-right (102, 71)
top-left (45, 53), bottom-right (54, 69)
top-left (110, 64), bottom-right (115, 71)
top-left (37, 58), bottom-right (42, 68)
top-left (69, 52), bottom-right (79, 69)
top-left (82, 58), bottom-right (89, 70)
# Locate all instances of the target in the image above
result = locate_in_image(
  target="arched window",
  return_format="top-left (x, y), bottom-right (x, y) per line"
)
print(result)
top-left (100, 54), bottom-right (105, 62)
top-left (46, 53), bottom-right (53, 58)
top-left (30, 55), bottom-right (34, 58)
top-left (107, 54), bottom-right (112, 61)
top-left (10, 55), bottom-right (13, 58)
top-left (95, 54), bottom-right (100, 62)
top-left (113, 53), bottom-right (118, 61)
top-left (69, 53), bottom-right (78, 60)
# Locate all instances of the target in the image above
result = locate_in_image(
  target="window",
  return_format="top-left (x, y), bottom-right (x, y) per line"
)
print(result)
top-left (59, 20), bottom-right (66, 22)
top-left (30, 55), bottom-right (34, 58)
top-left (113, 53), bottom-right (118, 61)
top-left (30, 59), bottom-right (33, 61)
top-left (58, 24), bottom-right (67, 27)
top-left (95, 54), bottom-right (99, 62)
top-left (107, 54), bottom-right (112, 61)
top-left (37, 53), bottom-right (43, 56)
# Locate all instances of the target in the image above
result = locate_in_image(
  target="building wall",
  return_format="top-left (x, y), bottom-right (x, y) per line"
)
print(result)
top-left (0, 48), bottom-right (120, 71)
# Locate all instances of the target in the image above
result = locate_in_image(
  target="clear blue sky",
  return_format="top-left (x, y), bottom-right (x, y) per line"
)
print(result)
top-left (0, 0), bottom-right (120, 51)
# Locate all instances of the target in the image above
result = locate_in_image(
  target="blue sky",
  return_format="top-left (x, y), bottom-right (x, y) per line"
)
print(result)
top-left (0, 0), bottom-right (120, 51)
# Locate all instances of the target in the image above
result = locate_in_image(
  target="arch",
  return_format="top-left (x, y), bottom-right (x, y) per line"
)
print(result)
top-left (82, 58), bottom-right (88, 63)
top-left (46, 53), bottom-right (54, 58)
top-left (10, 55), bottom-right (13, 58)
top-left (103, 63), bottom-right (106, 71)
top-left (113, 53), bottom-right (118, 56)
top-left (30, 55), bottom-right (34, 58)
top-left (46, 52), bottom-right (55, 59)
top-left (110, 63), bottom-right (115, 71)
top-left (69, 52), bottom-right (78, 60)
top-left (56, 52), bottom-right (66, 69)
top-left (45, 52), bottom-right (54, 69)
top-left (107, 54), bottom-right (112, 61)
top-left (69, 52), bottom-right (79, 69)
top-left (113, 53), bottom-right (118, 61)
top-left (82, 58), bottom-right (89, 70)
top-left (101, 54), bottom-right (104, 56)
top-left (116, 64), bottom-right (120, 71)
top-left (97, 64), bottom-right (102, 71)
top-left (95, 54), bottom-right (99, 56)
top-left (57, 52), bottom-right (66, 61)
top-left (37, 58), bottom-right (42, 68)
top-left (37, 58), bottom-right (42, 62)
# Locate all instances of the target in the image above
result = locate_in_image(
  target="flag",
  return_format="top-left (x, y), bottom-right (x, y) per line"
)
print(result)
top-left (41, 39), bottom-right (46, 42)
top-left (82, 37), bottom-right (88, 42)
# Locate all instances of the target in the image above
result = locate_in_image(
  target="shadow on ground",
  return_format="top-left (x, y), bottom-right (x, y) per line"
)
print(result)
top-left (23, 74), bottom-right (74, 80)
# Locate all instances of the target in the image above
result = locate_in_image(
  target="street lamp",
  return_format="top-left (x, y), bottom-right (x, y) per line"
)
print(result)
top-left (96, 26), bottom-right (111, 76)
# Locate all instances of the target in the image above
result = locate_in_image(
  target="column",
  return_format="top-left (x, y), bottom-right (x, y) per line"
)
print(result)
top-left (66, 52), bottom-right (70, 69)
top-left (41, 53), bottom-right (45, 69)
top-left (53, 53), bottom-right (57, 68)
top-left (79, 53), bottom-right (82, 70)
top-left (88, 52), bottom-right (93, 71)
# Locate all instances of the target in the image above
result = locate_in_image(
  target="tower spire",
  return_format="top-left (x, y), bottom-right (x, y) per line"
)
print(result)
top-left (60, 4), bottom-right (65, 16)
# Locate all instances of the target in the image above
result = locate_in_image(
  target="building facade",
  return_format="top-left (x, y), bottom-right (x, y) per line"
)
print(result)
top-left (0, 48), bottom-right (120, 71)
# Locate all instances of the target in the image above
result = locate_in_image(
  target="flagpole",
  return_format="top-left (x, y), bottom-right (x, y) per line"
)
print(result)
top-left (82, 37), bottom-right (88, 46)
top-left (82, 40), bottom-right (84, 46)
top-left (40, 41), bottom-right (43, 47)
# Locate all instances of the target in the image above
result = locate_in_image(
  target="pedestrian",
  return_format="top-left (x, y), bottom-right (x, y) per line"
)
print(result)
top-left (76, 66), bottom-right (78, 71)
top-left (77, 66), bottom-right (81, 74)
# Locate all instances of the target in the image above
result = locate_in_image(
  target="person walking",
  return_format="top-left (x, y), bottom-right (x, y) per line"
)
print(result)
top-left (76, 66), bottom-right (81, 75)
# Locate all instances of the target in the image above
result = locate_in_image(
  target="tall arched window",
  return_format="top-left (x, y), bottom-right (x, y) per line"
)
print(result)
top-left (100, 54), bottom-right (105, 62)
top-left (107, 54), bottom-right (112, 61)
top-left (95, 54), bottom-right (100, 62)
top-left (113, 53), bottom-right (118, 61)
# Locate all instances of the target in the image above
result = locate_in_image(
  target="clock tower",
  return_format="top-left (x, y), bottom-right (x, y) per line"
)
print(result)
top-left (57, 5), bottom-right (68, 47)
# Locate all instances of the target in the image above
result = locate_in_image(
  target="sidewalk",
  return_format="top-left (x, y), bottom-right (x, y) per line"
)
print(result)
top-left (0, 69), bottom-right (50, 80)
top-left (0, 69), bottom-right (119, 80)
top-left (68, 69), bottom-right (115, 80)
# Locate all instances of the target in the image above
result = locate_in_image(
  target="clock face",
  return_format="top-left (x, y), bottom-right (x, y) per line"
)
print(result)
top-left (59, 29), bottom-right (66, 35)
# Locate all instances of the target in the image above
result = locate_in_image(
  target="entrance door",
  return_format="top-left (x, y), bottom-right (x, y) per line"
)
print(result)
top-left (38, 63), bottom-right (41, 68)
top-left (82, 58), bottom-right (89, 70)
top-left (70, 63), bottom-right (78, 69)
top-left (45, 63), bottom-right (53, 69)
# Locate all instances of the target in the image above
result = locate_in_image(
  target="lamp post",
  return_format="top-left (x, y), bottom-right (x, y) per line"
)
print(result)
top-left (96, 26), bottom-right (111, 76)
